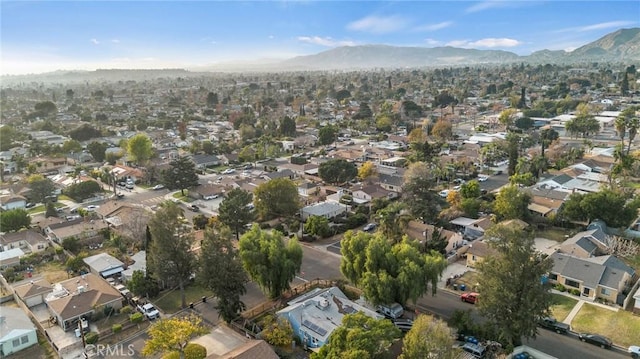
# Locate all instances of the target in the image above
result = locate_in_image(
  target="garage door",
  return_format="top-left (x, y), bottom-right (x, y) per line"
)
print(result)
top-left (25, 295), bottom-right (43, 307)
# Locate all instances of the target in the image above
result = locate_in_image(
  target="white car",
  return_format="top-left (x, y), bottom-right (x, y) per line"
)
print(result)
top-left (221, 169), bottom-right (235, 174)
top-left (477, 175), bottom-right (489, 182)
top-left (629, 345), bottom-right (640, 359)
top-left (203, 194), bottom-right (219, 200)
top-left (137, 303), bottom-right (160, 320)
top-left (152, 184), bottom-right (165, 190)
top-left (439, 190), bottom-right (450, 198)
top-left (86, 205), bottom-right (100, 211)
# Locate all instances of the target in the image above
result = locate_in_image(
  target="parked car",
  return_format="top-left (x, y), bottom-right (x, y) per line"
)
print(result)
top-left (363, 223), bottom-right (376, 232)
top-left (578, 333), bottom-right (612, 349)
top-left (376, 303), bottom-right (404, 319)
top-left (152, 184), bottom-right (165, 190)
top-left (203, 194), bottom-right (219, 200)
top-left (460, 292), bottom-right (479, 304)
top-left (136, 303), bottom-right (160, 320)
top-left (221, 168), bottom-right (235, 174)
top-left (116, 193), bottom-right (125, 199)
top-left (461, 342), bottom-right (486, 358)
top-left (25, 202), bottom-right (35, 208)
top-left (477, 175), bottom-right (488, 182)
top-left (538, 317), bottom-right (569, 334)
top-left (126, 183), bottom-right (134, 189)
top-left (629, 345), bottom-right (640, 358)
top-left (439, 190), bottom-right (450, 198)
top-left (189, 204), bottom-right (200, 212)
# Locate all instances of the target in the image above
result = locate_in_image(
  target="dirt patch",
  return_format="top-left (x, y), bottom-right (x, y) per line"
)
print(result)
top-left (37, 262), bottom-right (69, 283)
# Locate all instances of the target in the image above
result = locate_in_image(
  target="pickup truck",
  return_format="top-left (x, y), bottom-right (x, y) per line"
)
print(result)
top-left (538, 317), bottom-right (569, 334)
top-left (629, 345), bottom-right (640, 358)
top-left (137, 303), bottom-right (160, 320)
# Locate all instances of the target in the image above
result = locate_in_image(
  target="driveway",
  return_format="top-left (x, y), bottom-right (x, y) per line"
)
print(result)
top-left (534, 237), bottom-right (561, 256)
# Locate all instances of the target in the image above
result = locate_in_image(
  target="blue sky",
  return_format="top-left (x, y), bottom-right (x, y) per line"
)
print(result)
top-left (1, 1), bottom-right (639, 74)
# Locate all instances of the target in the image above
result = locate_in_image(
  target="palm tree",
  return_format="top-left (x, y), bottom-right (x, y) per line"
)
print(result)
top-left (626, 114), bottom-right (638, 155)
top-left (614, 114), bottom-right (627, 150)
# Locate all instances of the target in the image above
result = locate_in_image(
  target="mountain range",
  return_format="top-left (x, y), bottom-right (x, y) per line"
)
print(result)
top-left (2, 28), bottom-right (639, 81)
top-left (274, 27), bottom-right (640, 71)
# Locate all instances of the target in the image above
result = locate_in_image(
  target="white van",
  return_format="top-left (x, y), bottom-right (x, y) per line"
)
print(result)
top-left (377, 303), bottom-right (404, 319)
top-left (462, 343), bottom-right (486, 358)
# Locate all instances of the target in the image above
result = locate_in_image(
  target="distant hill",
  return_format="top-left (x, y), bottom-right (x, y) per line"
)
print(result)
top-left (279, 28), bottom-right (640, 70)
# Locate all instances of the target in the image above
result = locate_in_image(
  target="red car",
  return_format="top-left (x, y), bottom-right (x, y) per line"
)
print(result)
top-left (461, 292), bottom-right (479, 304)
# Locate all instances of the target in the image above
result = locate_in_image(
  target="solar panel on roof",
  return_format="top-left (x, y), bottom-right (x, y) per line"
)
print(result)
top-left (302, 319), bottom-right (328, 336)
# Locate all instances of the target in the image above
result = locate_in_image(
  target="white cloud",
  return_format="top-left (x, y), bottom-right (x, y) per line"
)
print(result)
top-left (424, 38), bottom-right (442, 46)
top-left (90, 38), bottom-right (100, 45)
top-left (465, 1), bottom-right (508, 13)
top-left (347, 15), bottom-right (409, 34)
top-left (297, 36), bottom-right (356, 47)
top-left (555, 20), bottom-right (636, 33)
top-left (268, 35), bottom-right (275, 39)
top-left (414, 21), bottom-right (453, 32)
top-left (110, 39), bottom-right (120, 44)
top-left (446, 37), bottom-right (522, 48)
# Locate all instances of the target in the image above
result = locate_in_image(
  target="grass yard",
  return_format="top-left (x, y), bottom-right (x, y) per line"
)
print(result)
top-left (623, 253), bottom-right (640, 272)
top-left (154, 284), bottom-right (214, 314)
top-left (536, 227), bottom-right (571, 242)
top-left (548, 294), bottom-right (578, 321)
top-left (57, 195), bottom-right (73, 201)
top-left (37, 261), bottom-right (69, 283)
top-left (571, 303), bottom-right (640, 347)
top-left (27, 202), bottom-right (65, 214)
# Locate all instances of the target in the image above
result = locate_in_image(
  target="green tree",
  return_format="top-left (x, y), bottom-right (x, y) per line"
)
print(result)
top-left (162, 156), bottom-right (200, 196)
top-left (64, 180), bottom-right (102, 202)
top-left (61, 139), bottom-right (83, 155)
top-left (493, 185), bottom-right (531, 221)
top-left (560, 189), bottom-right (640, 228)
top-left (340, 232), bottom-right (446, 306)
top-left (27, 174), bottom-right (55, 204)
top-left (68, 124), bottom-right (102, 142)
top-left (460, 180), bottom-right (481, 199)
top-left (318, 159), bottom-right (358, 185)
top-left (87, 141), bottom-right (108, 162)
top-left (424, 227), bottom-right (448, 255)
top-left (261, 315), bottom-right (294, 347)
top-left (201, 141), bottom-right (215, 155)
top-left (0, 209), bottom-right (31, 232)
top-left (62, 237), bottom-right (81, 254)
top-left (375, 114), bottom-right (392, 132)
top-left (498, 108), bottom-right (517, 129)
top-left (280, 116), bottom-right (297, 137)
top-left (217, 188), bottom-right (255, 241)
top-left (45, 202), bottom-right (58, 218)
top-left (198, 225), bottom-right (247, 323)
top-left (126, 133), bottom-right (154, 164)
top-left (477, 225), bottom-right (553, 347)
top-left (311, 312), bottom-right (401, 359)
top-left (399, 315), bottom-right (459, 359)
top-left (431, 119), bottom-right (453, 141)
top-left (564, 103), bottom-right (600, 138)
top-left (304, 215), bottom-right (331, 238)
top-left (376, 202), bottom-right (410, 243)
top-left (539, 128), bottom-right (559, 159)
top-left (127, 270), bottom-right (159, 298)
top-left (238, 225), bottom-right (302, 299)
top-left (34, 101), bottom-right (57, 116)
top-left (514, 116), bottom-right (534, 130)
top-left (142, 315), bottom-right (208, 359)
top-left (253, 178), bottom-right (300, 221)
top-left (401, 162), bottom-right (441, 223)
top-left (318, 125), bottom-right (338, 145)
top-left (148, 202), bottom-right (196, 309)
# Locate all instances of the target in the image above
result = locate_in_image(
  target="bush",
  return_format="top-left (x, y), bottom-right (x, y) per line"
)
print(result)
top-left (85, 332), bottom-right (99, 345)
top-left (112, 324), bottom-right (122, 334)
top-left (569, 289), bottom-right (581, 296)
top-left (163, 343), bottom-right (207, 359)
top-left (103, 306), bottom-right (114, 317)
top-left (120, 306), bottom-right (133, 315)
top-left (259, 222), bottom-right (271, 229)
top-left (130, 312), bottom-right (143, 323)
top-left (553, 284), bottom-right (566, 292)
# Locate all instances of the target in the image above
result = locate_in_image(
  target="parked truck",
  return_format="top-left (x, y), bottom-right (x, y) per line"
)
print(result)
top-left (538, 316), bottom-right (570, 334)
top-left (376, 302), bottom-right (404, 319)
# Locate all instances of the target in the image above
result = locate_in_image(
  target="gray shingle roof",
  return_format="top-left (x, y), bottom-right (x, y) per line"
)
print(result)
top-left (550, 252), bottom-right (605, 289)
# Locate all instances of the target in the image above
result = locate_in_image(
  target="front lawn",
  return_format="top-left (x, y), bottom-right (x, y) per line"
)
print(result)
top-left (549, 294), bottom-right (578, 321)
top-left (452, 271), bottom-right (480, 292)
top-left (571, 303), bottom-right (640, 347)
top-left (154, 284), bottom-right (214, 314)
top-left (27, 202), bottom-right (65, 214)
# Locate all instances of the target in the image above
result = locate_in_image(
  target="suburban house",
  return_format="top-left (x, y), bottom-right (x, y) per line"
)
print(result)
top-left (83, 253), bottom-right (125, 278)
top-left (524, 187), bottom-right (569, 217)
top-left (262, 169), bottom-right (295, 181)
top-left (45, 273), bottom-right (123, 331)
top-left (45, 218), bottom-right (109, 244)
top-left (298, 181), bottom-right (319, 197)
top-left (14, 278), bottom-right (53, 307)
top-left (0, 307), bottom-right (38, 356)
top-left (192, 184), bottom-right (226, 201)
top-left (350, 184), bottom-right (397, 204)
top-left (0, 193), bottom-right (27, 211)
top-left (559, 228), bottom-right (610, 258)
top-left (277, 287), bottom-right (382, 350)
top-left (0, 248), bottom-right (25, 268)
top-left (191, 154), bottom-right (221, 169)
top-left (377, 172), bottom-right (404, 193)
top-left (548, 252), bottom-right (636, 305)
top-left (302, 201), bottom-right (347, 220)
top-left (465, 241), bottom-right (496, 268)
top-left (1, 230), bottom-right (49, 254)
top-left (29, 156), bottom-right (67, 173)
top-left (279, 162), bottom-right (320, 177)
top-left (404, 221), bottom-right (464, 254)
top-left (449, 217), bottom-right (493, 239)
top-left (122, 251), bottom-right (146, 282)
top-left (633, 286), bottom-right (640, 314)
top-left (110, 165), bottom-right (144, 183)
top-left (218, 340), bottom-right (279, 359)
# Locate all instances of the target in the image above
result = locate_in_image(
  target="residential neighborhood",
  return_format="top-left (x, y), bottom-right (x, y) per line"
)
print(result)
top-left (2, 33), bottom-right (640, 359)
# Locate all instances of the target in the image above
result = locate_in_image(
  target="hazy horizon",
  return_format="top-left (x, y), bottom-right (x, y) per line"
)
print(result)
top-left (2, 1), bottom-right (638, 75)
